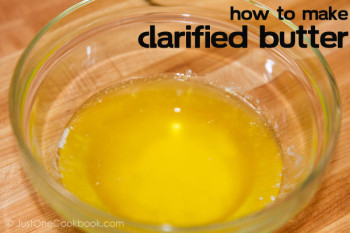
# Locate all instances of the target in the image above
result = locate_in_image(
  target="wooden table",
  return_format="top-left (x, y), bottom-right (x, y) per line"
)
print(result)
top-left (0, 0), bottom-right (349, 232)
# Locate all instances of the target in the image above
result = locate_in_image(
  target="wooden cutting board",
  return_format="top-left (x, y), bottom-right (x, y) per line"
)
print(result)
top-left (0, 0), bottom-right (349, 232)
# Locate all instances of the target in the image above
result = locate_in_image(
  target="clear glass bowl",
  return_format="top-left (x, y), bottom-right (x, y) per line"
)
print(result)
top-left (9, 0), bottom-right (341, 232)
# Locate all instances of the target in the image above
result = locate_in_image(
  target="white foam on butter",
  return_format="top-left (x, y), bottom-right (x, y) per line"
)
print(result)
top-left (58, 128), bottom-right (70, 149)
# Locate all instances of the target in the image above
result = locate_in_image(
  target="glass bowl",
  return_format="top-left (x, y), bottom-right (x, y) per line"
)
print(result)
top-left (9, 0), bottom-right (341, 232)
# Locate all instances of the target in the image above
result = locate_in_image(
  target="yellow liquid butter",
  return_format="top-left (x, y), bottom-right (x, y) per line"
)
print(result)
top-left (58, 77), bottom-right (283, 227)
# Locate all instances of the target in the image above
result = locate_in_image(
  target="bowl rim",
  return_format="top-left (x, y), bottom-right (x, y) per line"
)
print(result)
top-left (9, 0), bottom-right (342, 231)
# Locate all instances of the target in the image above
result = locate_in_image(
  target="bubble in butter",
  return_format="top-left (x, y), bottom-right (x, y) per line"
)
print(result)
top-left (58, 76), bottom-right (283, 227)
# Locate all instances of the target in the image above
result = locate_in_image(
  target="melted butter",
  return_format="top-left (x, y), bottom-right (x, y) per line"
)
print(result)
top-left (58, 76), bottom-right (283, 227)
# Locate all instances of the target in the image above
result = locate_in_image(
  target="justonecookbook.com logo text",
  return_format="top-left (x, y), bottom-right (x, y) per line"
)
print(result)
top-left (5, 218), bottom-right (124, 229)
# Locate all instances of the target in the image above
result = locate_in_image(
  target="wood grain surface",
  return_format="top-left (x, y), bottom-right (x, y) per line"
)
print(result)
top-left (0, 0), bottom-right (349, 232)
